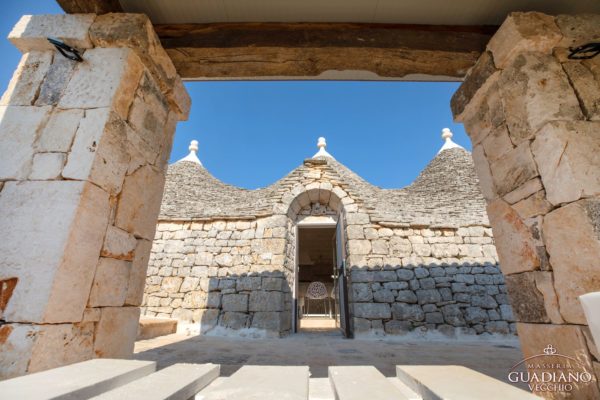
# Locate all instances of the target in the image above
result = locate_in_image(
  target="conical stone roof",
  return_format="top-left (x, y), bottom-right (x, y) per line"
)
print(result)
top-left (159, 138), bottom-right (488, 228)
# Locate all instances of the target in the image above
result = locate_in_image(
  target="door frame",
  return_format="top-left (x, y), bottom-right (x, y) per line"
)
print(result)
top-left (293, 216), bottom-right (338, 333)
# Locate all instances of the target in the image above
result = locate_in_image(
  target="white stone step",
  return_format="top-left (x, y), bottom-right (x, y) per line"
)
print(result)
top-left (309, 377), bottom-right (335, 400)
top-left (387, 377), bottom-right (422, 400)
top-left (90, 363), bottom-right (219, 400)
top-left (0, 359), bottom-right (156, 400)
top-left (329, 366), bottom-right (418, 400)
top-left (396, 365), bottom-right (540, 400)
top-left (195, 365), bottom-right (309, 400)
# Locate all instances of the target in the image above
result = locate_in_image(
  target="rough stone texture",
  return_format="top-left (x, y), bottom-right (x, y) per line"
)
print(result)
top-left (30, 152), bottom-right (65, 180)
top-left (451, 51), bottom-right (498, 119)
top-left (0, 181), bottom-right (109, 323)
top-left (0, 51), bottom-right (52, 106)
top-left (36, 109), bottom-right (84, 153)
top-left (562, 61), bottom-right (600, 120)
top-left (486, 12), bottom-right (562, 69)
top-left (0, 106), bottom-right (51, 180)
top-left (88, 258), bottom-right (131, 307)
top-left (486, 199), bottom-right (539, 275)
top-left (453, 11), bottom-right (600, 396)
top-left (532, 121), bottom-right (600, 206)
top-left (8, 14), bottom-right (95, 52)
top-left (0, 13), bottom-right (189, 379)
top-left (101, 226), bottom-right (137, 261)
top-left (499, 52), bottom-right (583, 146)
top-left (555, 14), bottom-right (600, 48)
top-left (504, 273), bottom-right (548, 323)
top-left (144, 147), bottom-right (511, 337)
top-left (544, 199), bottom-right (600, 325)
top-left (489, 142), bottom-right (538, 197)
top-left (115, 166), bottom-right (166, 241)
top-left (62, 109), bottom-right (130, 195)
top-left (59, 48), bottom-right (144, 120)
top-left (94, 307), bottom-right (140, 359)
top-left (0, 322), bottom-right (95, 377)
top-left (159, 148), bottom-right (489, 228)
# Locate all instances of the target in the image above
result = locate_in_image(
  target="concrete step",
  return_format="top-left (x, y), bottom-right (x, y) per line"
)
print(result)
top-left (196, 365), bottom-right (309, 400)
top-left (0, 359), bottom-right (156, 400)
top-left (137, 318), bottom-right (178, 340)
top-left (329, 366), bottom-right (418, 400)
top-left (396, 365), bottom-right (540, 400)
top-left (91, 363), bottom-right (219, 400)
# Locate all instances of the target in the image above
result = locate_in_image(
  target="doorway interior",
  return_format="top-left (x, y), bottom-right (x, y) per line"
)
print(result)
top-left (296, 225), bottom-right (340, 333)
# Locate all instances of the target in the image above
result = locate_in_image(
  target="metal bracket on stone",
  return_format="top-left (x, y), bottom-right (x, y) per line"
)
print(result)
top-left (568, 42), bottom-right (600, 60)
top-left (47, 37), bottom-right (83, 62)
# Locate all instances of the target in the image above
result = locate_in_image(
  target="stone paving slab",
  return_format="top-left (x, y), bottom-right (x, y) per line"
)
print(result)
top-left (329, 366), bottom-right (416, 400)
top-left (134, 332), bottom-right (524, 386)
top-left (195, 365), bottom-right (309, 400)
top-left (0, 359), bottom-right (156, 400)
top-left (396, 365), bottom-right (540, 399)
top-left (91, 363), bottom-right (219, 400)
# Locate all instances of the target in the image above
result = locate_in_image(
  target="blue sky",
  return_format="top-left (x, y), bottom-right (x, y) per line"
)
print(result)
top-left (1, 1), bottom-right (471, 190)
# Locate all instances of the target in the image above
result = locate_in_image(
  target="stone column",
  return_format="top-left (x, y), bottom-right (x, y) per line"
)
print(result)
top-left (452, 12), bottom-right (600, 399)
top-left (0, 14), bottom-right (189, 379)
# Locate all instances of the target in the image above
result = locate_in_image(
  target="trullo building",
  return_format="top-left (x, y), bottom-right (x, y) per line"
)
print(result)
top-left (142, 130), bottom-right (515, 338)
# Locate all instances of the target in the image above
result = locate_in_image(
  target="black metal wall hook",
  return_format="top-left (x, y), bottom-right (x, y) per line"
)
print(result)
top-left (568, 42), bottom-right (600, 60)
top-left (47, 37), bottom-right (83, 62)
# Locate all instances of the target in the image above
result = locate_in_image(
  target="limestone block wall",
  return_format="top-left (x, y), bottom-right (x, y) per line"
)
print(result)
top-left (451, 12), bottom-right (600, 398)
top-left (0, 14), bottom-right (189, 379)
top-left (346, 225), bottom-right (514, 336)
top-left (144, 213), bottom-right (515, 337)
top-left (142, 216), bottom-right (293, 336)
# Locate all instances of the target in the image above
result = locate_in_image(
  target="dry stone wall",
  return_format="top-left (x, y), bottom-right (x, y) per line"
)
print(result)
top-left (347, 225), bottom-right (513, 336)
top-left (143, 217), bottom-right (293, 336)
top-left (144, 157), bottom-right (514, 337)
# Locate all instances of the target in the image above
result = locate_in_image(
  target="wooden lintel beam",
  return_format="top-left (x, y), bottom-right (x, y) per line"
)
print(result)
top-left (154, 23), bottom-right (497, 80)
top-left (56, 0), bottom-right (122, 14)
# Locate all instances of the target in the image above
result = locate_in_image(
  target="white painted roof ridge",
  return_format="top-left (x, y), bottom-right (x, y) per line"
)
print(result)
top-left (312, 137), bottom-right (334, 159)
top-left (177, 139), bottom-right (203, 165)
top-left (437, 128), bottom-right (465, 154)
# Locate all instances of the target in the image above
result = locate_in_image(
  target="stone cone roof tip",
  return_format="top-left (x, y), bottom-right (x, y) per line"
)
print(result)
top-left (160, 130), bottom-right (488, 227)
top-left (312, 136), bottom-right (334, 159)
top-left (177, 139), bottom-right (203, 166)
top-left (437, 128), bottom-right (465, 154)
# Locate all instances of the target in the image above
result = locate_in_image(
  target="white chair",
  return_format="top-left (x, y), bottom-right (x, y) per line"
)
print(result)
top-left (305, 281), bottom-right (329, 316)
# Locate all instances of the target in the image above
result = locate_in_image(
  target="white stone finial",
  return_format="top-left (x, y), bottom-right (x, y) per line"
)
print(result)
top-left (437, 128), bottom-right (464, 154)
top-left (177, 139), bottom-right (203, 165)
top-left (312, 136), bottom-right (334, 159)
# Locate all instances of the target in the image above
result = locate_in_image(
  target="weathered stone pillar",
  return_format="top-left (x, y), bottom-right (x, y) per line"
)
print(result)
top-left (452, 12), bottom-right (600, 399)
top-left (0, 14), bottom-right (189, 379)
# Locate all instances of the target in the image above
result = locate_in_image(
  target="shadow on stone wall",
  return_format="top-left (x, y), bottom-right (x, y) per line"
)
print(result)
top-left (348, 261), bottom-right (516, 337)
top-left (144, 271), bottom-right (293, 337)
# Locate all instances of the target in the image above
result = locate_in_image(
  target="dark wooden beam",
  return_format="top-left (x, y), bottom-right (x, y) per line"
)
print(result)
top-left (56, 0), bottom-right (122, 14)
top-left (154, 23), bottom-right (497, 80)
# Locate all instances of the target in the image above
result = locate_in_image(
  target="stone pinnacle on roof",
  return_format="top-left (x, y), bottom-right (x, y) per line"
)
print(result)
top-left (312, 137), bottom-right (334, 159)
top-left (177, 139), bottom-right (203, 165)
top-left (437, 128), bottom-right (465, 154)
